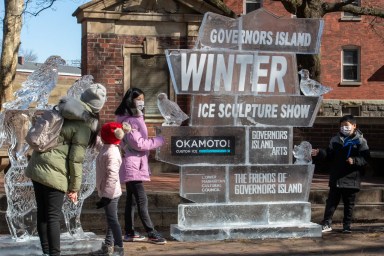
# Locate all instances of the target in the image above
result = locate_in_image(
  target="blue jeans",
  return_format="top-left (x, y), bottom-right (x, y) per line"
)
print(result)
top-left (33, 181), bottom-right (65, 256)
top-left (103, 197), bottom-right (123, 247)
top-left (125, 181), bottom-right (154, 234)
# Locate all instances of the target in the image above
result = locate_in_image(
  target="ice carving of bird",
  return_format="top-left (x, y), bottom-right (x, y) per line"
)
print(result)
top-left (3, 55), bottom-right (66, 110)
top-left (298, 69), bottom-right (332, 96)
top-left (67, 75), bottom-right (94, 99)
top-left (157, 93), bottom-right (189, 126)
top-left (293, 141), bottom-right (312, 165)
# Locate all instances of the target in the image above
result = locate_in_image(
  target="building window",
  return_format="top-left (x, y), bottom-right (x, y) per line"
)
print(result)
top-left (341, 0), bottom-right (361, 21)
top-left (341, 47), bottom-right (361, 85)
top-left (131, 54), bottom-right (170, 118)
top-left (244, 0), bottom-right (263, 14)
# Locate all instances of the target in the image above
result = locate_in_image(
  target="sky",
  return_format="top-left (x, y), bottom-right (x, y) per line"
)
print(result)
top-left (1, 0), bottom-right (88, 65)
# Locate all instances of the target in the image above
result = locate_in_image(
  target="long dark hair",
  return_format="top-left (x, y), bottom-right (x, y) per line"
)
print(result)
top-left (88, 112), bottom-right (100, 148)
top-left (114, 87), bottom-right (145, 116)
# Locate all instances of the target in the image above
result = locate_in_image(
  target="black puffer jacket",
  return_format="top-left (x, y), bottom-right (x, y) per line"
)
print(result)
top-left (316, 129), bottom-right (370, 189)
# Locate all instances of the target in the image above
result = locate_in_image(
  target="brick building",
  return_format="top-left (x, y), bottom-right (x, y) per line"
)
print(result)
top-left (73, 0), bottom-right (384, 174)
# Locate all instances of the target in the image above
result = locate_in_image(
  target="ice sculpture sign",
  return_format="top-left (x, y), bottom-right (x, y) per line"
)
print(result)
top-left (195, 11), bottom-right (323, 53)
top-left (156, 8), bottom-right (324, 241)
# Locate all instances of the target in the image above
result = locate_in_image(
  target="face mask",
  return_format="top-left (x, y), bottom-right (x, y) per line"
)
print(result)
top-left (340, 126), bottom-right (353, 136)
top-left (135, 100), bottom-right (144, 111)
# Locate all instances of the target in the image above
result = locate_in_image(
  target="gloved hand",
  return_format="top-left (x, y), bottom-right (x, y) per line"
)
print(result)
top-left (96, 197), bottom-right (112, 209)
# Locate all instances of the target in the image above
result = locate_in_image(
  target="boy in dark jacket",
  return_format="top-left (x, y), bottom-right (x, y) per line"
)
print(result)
top-left (312, 115), bottom-right (370, 233)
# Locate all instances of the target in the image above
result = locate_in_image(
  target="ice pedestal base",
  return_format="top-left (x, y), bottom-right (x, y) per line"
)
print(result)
top-left (171, 222), bottom-right (322, 241)
top-left (0, 232), bottom-right (103, 255)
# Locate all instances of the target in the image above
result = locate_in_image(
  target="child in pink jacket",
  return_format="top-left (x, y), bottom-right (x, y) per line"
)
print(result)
top-left (115, 87), bottom-right (166, 245)
top-left (95, 122), bottom-right (126, 255)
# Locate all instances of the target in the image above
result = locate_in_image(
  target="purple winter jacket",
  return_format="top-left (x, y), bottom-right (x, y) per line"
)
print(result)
top-left (116, 114), bottom-right (164, 183)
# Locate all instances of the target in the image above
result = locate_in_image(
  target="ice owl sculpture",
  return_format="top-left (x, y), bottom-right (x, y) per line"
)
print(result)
top-left (157, 93), bottom-right (189, 126)
top-left (293, 141), bottom-right (313, 164)
top-left (298, 69), bottom-right (332, 96)
top-left (3, 55), bottom-right (66, 110)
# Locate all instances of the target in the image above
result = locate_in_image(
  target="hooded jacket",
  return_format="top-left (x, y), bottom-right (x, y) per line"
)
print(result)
top-left (25, 97), bottom-right (99, 193)
top-left (116, 112), bottom-right (164, 183)
top-left (316, 129), bottom-right (370, 189)
top-left (96, 144), bottom-right (122, 199)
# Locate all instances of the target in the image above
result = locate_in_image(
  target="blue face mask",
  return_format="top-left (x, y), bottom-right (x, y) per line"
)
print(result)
top-left (340, 125), bottom-right (353, 136)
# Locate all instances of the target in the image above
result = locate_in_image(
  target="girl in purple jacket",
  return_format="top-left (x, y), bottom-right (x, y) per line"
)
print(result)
top-left (115, 88), bottom-right (166, 245)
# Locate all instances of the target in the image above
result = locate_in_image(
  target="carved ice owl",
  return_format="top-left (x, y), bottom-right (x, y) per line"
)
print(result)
top-left (157, 93), bottom-right (189, 126)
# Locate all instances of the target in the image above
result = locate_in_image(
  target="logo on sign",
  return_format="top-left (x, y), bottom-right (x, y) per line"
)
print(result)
top-left (171, 136), bottom-right (235, 156)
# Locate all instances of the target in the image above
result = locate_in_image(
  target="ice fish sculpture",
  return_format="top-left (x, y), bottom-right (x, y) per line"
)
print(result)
top-left (298, 69), bottom-right (332, 96)
top-left (157, 93), bottom-right (189, 126)
top-left (293, 141), bottom-right (313, 164)
top-left (3, 55), bottom-right (66, 110)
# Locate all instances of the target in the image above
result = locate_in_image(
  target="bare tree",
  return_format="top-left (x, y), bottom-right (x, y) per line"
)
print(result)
top-left (0, 0), bottom-right (57, 110)
top-left (20, 48), bottom-right (38, 62)
top-left (0, 0), bottom-right (24, 109)
top-left (275, 0), bottom-right (384, 80)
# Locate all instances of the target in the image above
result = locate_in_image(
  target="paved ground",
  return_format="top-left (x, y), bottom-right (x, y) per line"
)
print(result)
top-left (119, 223), bottom-right (384, 256)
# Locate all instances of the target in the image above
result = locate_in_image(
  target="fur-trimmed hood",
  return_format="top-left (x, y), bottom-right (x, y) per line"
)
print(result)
top-left (58, 96), bottom-right (98, 131)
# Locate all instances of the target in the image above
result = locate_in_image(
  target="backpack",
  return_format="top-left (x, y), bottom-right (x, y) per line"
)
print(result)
top-left (25, 105), bottom-right (64, 152)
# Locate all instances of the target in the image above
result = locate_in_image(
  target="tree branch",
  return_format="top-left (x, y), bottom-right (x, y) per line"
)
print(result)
top-left (323, 1), bottom-right (384, 18)
top-left (24, 0), bottom-right (58, 17)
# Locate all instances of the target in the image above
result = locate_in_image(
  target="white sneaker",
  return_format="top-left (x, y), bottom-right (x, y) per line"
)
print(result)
top-left (322, 224), bottom-right (332, 233)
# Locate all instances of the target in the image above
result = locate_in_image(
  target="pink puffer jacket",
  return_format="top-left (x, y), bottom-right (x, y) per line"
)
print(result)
top-left (116, 114), bottom-right (164, 183)
top-left (96, 144), bottom-right (122, 199)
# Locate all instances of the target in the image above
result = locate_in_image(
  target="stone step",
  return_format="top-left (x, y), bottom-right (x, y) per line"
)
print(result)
top-left (2, 203), bottom-right (384, 235)
top-left (311, 203), bottom-right (384, 223)
top-left (1, 188), bottom-right (384, 210)
top-left (309, 188), bottom-right (384, 204)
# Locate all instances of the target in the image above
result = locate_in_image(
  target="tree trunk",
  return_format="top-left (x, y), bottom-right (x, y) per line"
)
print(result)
top-left (0, 0), bottom-right (24, 111)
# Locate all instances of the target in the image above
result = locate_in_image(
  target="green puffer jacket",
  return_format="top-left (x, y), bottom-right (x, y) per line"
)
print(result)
top-left (25, 97), bottom-right (99, 193)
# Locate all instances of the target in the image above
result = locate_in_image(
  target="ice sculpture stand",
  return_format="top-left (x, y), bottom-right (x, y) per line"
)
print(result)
top-left (157, 8), bottom-right (325, 241)
top-left (170, 164), bottom-right (321, 241)
top-left (0, 232), bottom-right (103, 256)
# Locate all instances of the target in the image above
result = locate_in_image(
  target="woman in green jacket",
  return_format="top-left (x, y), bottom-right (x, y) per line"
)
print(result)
top-left (25, 84), bottom-right (106, 256)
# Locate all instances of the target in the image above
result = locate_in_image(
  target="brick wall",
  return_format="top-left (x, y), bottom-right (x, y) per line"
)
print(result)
top-left (294, 118), bottom-right (384, 175)
top-left (321, 11), bottom-right (384, 100)
top-left (294, 120), bottom-right (384, 151)
top-left (82, 33), bottom-right (193, 136)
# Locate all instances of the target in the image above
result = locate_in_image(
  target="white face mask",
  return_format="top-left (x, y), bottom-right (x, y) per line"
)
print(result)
top-left (135, 100), bottom-right (144, 111)
top-left (340, 125), bottom-right (353, 136)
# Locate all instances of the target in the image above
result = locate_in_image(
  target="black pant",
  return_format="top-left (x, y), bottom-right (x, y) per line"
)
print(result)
top-left (322, 186), bottom-right (359, 227)
top-left (125, 181), bottom-right (154, 235)
top-left (33, 181), bottom-right (65, 256)
top-left (103, 197), bottom-right (123, 247)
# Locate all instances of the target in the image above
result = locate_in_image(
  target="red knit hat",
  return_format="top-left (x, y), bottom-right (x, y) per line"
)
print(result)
top-left (100, 122), bottom-right (124, 145)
